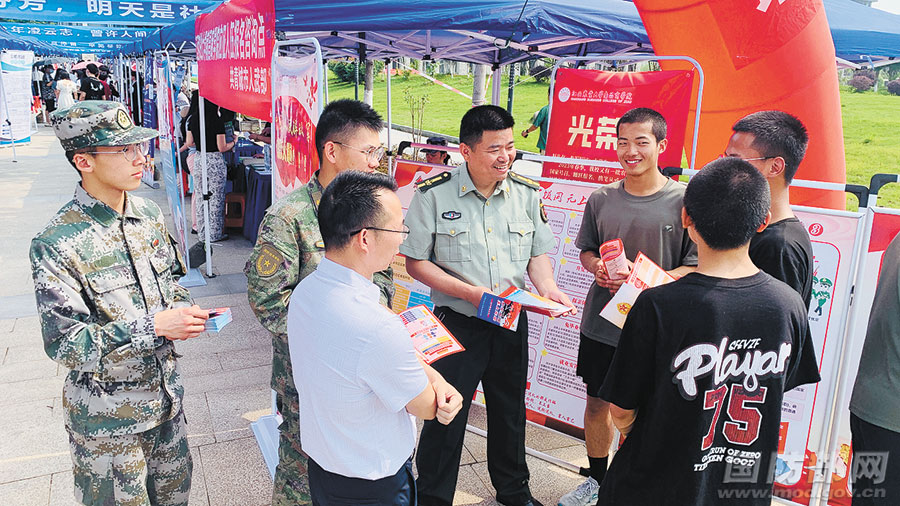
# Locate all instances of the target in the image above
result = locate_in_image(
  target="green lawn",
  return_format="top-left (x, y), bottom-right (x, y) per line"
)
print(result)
top-left (328, 72), bottom-right (900, 210)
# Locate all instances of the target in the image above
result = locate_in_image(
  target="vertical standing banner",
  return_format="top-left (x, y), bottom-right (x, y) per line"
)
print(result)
top-left (195, 0), bottom-right (275, 121)
top-left (543, 69), bottom-right (693, 184)
top-left (154, 52), bottom-right (190, 268)
top-left (768, 209), bottom-right (865, 505)
top-left (824, 208), bottom-right (900, 505)
top-left (0, 50), bottom-right (35, 145)
top-left (271, 49), bottom-right (322, 200)
top-left (141, 55), bottom-right (157, 187)
top-left (633, 0), bottom-right (846, 210)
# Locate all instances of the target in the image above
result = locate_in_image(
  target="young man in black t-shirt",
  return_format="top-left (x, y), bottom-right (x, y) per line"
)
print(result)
top-left (725, 111), bottom-right (813, 305)
top-left (596, 157), bottom-right (821, 506)
top-left (78, 63), bottom-right (106, 101)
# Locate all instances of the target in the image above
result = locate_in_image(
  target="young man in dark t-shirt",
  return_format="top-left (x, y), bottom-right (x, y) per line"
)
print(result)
top-left (78, 63), bottom-right (106, 101)
top-left (560, 108), bottom-right (697, 506)
top-left (726, 110), bottom-right (813, 305)
top-left (596, 157), bottom-right (821, 506)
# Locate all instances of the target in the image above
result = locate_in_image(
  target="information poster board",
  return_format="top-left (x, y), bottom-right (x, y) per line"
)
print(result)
top-left (770, 210), bottom-right (865, 505)
top-left (0, 50), bottom-right (35, 145)
top-left (154, 53), bottom-right (190, 267)
top-left (823, 208), bottom-right (900, 506)
top-left (543, 68), bottom-right (693, 184)
top-left (272, 51), bottom-right (321, 200)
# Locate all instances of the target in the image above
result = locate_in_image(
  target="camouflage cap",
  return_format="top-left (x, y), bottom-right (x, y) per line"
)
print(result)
top-left (50, 100), bottom-right (158, 151)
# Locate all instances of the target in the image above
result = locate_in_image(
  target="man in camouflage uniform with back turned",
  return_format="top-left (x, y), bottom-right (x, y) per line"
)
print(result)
top-left (30, 101), bottom-right (210, 505)
top-left (245, 99), bottom-right (395, 505)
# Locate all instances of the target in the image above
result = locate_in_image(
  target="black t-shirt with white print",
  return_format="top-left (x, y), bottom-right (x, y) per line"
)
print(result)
top-left (598, 271), bottom-right (821, 506)
top-left (79, 77), bottom-right (105, 100)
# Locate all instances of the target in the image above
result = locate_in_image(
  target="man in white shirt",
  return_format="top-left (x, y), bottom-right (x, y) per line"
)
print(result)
top-left (288, 170), bottom-right (464, 505)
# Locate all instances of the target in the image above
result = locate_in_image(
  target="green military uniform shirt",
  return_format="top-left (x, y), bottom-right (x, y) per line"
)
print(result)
top-left (30, 184), bottom-right (192, 438)
top-left (400, 164), bottom-right (555, 317)
top-left (245, 171), bottom-right (395, 397)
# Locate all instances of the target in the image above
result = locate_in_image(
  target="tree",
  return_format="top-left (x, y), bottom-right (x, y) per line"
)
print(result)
top-left (530, 64), bottom-right (552, 83)
top-left (887, 79), bottom-right (900, 96)
top-left (848, 75), bottom-right (874, 92)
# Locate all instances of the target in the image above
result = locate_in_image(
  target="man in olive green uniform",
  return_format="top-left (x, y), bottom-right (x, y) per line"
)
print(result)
top-left (402, 105), bottom-right (575, 506)
top-left (30, 101), bottom-right (210, 506)
top-left (245, 99), bottom-right (395, 505)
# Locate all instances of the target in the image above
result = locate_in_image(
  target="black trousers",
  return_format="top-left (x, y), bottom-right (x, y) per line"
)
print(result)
top-left (309, 456), bottom-right (415, 506)
top-left (416, 307), bottom-right (530, 506)
top-left (850, 413), bottom-right (900, 505)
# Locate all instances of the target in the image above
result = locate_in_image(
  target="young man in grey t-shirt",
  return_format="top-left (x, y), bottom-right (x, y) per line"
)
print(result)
top-left (559, 108), bottom-right (698, 506)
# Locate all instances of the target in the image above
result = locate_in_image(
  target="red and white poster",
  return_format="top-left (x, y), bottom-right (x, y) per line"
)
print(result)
top-left (769, 210), bottom-right (865, 505)
top-left (272, 52), bottom-right (322, 200)
top-left (824, 208), bottom-right (900, 506)
top-left (543, 69), bottom-right (694, 184)
top-left (195, 0), bottom-right (275, 121)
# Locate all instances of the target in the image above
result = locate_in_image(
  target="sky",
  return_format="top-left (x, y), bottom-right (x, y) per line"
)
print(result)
top-left (873, 0), bottom-right (900, 14)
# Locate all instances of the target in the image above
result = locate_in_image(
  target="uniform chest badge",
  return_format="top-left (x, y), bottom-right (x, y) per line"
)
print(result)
top-left (442, 211), bottom-right (461, 220)
top-left (255, 243), bottom-right (284, 278)
top-left (315, 240), bottom-right (325, 249)
top-left (152, 238), bottom-right (160, 247)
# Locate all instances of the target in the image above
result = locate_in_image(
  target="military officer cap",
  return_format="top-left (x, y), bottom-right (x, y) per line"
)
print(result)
top-left (50, 100), bottom-right (159, 151)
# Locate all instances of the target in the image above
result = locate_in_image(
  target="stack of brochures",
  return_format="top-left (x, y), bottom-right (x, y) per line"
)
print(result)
top-left (205, 307), bottom-right (233, 332)
top-left (477, 287), bottom-right (572, 331)
top-left (398, 305), bottom-right (465, 364)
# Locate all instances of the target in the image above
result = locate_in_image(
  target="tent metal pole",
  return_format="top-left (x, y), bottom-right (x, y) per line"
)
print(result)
top-left (198, 94), bottom-right (213, 277)
top-left (491, 65), bottom-right (501, 105)
top-left (386, 58), bottom-right (392, 176)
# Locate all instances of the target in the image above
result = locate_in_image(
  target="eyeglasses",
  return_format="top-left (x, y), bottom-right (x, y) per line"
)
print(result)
top-left (350, 224), bottom-right (411, 236)
top-left (83, 142), bottom-right (150, 162)
top-left (719, 153), bottom-right (775, 162)
top-left (334, 141), bottom-right (386, 163)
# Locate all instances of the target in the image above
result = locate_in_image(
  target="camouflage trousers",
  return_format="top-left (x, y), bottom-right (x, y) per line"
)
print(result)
top-left (272, 388), bottom-right (311, 506)
top-left (67, 413), bottom-right (192, 506)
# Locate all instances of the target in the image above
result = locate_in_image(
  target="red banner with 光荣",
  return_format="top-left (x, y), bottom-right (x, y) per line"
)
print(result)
top-left (542, 68), bottom-right (694, 184)
top-left (195, 0), bottom-right (275, 121)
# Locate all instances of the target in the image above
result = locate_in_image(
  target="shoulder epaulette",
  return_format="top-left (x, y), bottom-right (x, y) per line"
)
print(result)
top-left (416, 171), bottom-right (452, 193)
top-left (508, 171), bottom-right (540, 190)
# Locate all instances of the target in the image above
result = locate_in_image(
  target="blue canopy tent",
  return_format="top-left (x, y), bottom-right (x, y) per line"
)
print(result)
top-left (825, 0), bottom-right (900, 64)
top-left (0, 26), bottom-right (80, 56)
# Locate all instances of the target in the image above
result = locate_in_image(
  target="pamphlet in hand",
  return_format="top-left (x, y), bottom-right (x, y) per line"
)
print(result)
top-left (599, 253), bottom-right (676, 328)
top-left (477, 292), bottom-right (524, 331)
top-left (599, 238), bottom-right (629, 280)
top-left (496, 287), bottom-right (572, 317)
top-left (399, 305), bottom-right (465, 364)
top-left (205, 307), bottom-right (233, 332)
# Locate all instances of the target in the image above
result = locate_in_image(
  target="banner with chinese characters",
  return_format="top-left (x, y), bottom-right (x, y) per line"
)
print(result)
top-left (543, 68), bottom-right (694, 184)
top-left (0, 0), bottom-right (214, 25)
top-left (272, 51), bottom-right (321, 200)
top-left (154, 52), bottom-right (191, 267)
top-left (0, 50), bottom-right (35, 144)
top-left (1, 22), bottom-right (151, 52)
top-left (824, 208), bottom-right (900, 506)
top-left (195, 0), bottom-right (274, 121)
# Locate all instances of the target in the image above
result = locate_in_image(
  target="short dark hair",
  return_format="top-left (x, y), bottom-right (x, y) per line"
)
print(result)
top-left (318, 171), bottom-right (399, 250)
top-left (459, 105), bottom-right (515, 147)
top-left (314, 99), bottom-right (384, 160)
top-left (616, 107), bottom-right (667, 142)
top-left (65, 149), bottom-right (89, 178)
top-left (86, 63), bottom-right (99, 76)
top-left (684, 157), bottom-right (770, 250)
top-left (732, 110), bottom-right (808, 183)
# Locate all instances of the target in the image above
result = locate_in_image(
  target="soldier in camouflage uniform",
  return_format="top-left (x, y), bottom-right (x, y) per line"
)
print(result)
top-left (30, 101), bottom-right (210, 506)
top-left (246, 99), bottom-right (395, 506)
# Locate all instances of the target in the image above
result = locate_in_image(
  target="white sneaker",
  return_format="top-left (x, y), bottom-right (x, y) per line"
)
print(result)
top-left (558, 476), bottom-right (600, 506)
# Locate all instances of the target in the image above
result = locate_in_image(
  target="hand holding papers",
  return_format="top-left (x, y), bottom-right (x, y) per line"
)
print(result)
top-left (599, 253), bottom-right (676, 328)
top-left (477, 287), bottom-right (575, 331)
top-left (205, 308), bottom-right (233, 332)
top-left (600, 239), bottom-right (629, 280)
top-left (399, 305), bottom-right (465, 364)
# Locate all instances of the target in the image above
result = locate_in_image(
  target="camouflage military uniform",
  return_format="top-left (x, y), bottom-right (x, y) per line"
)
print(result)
top-left (30, 101), bottom-right (193, 506)
top-left (246, 170), bottom-right (395, 506)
